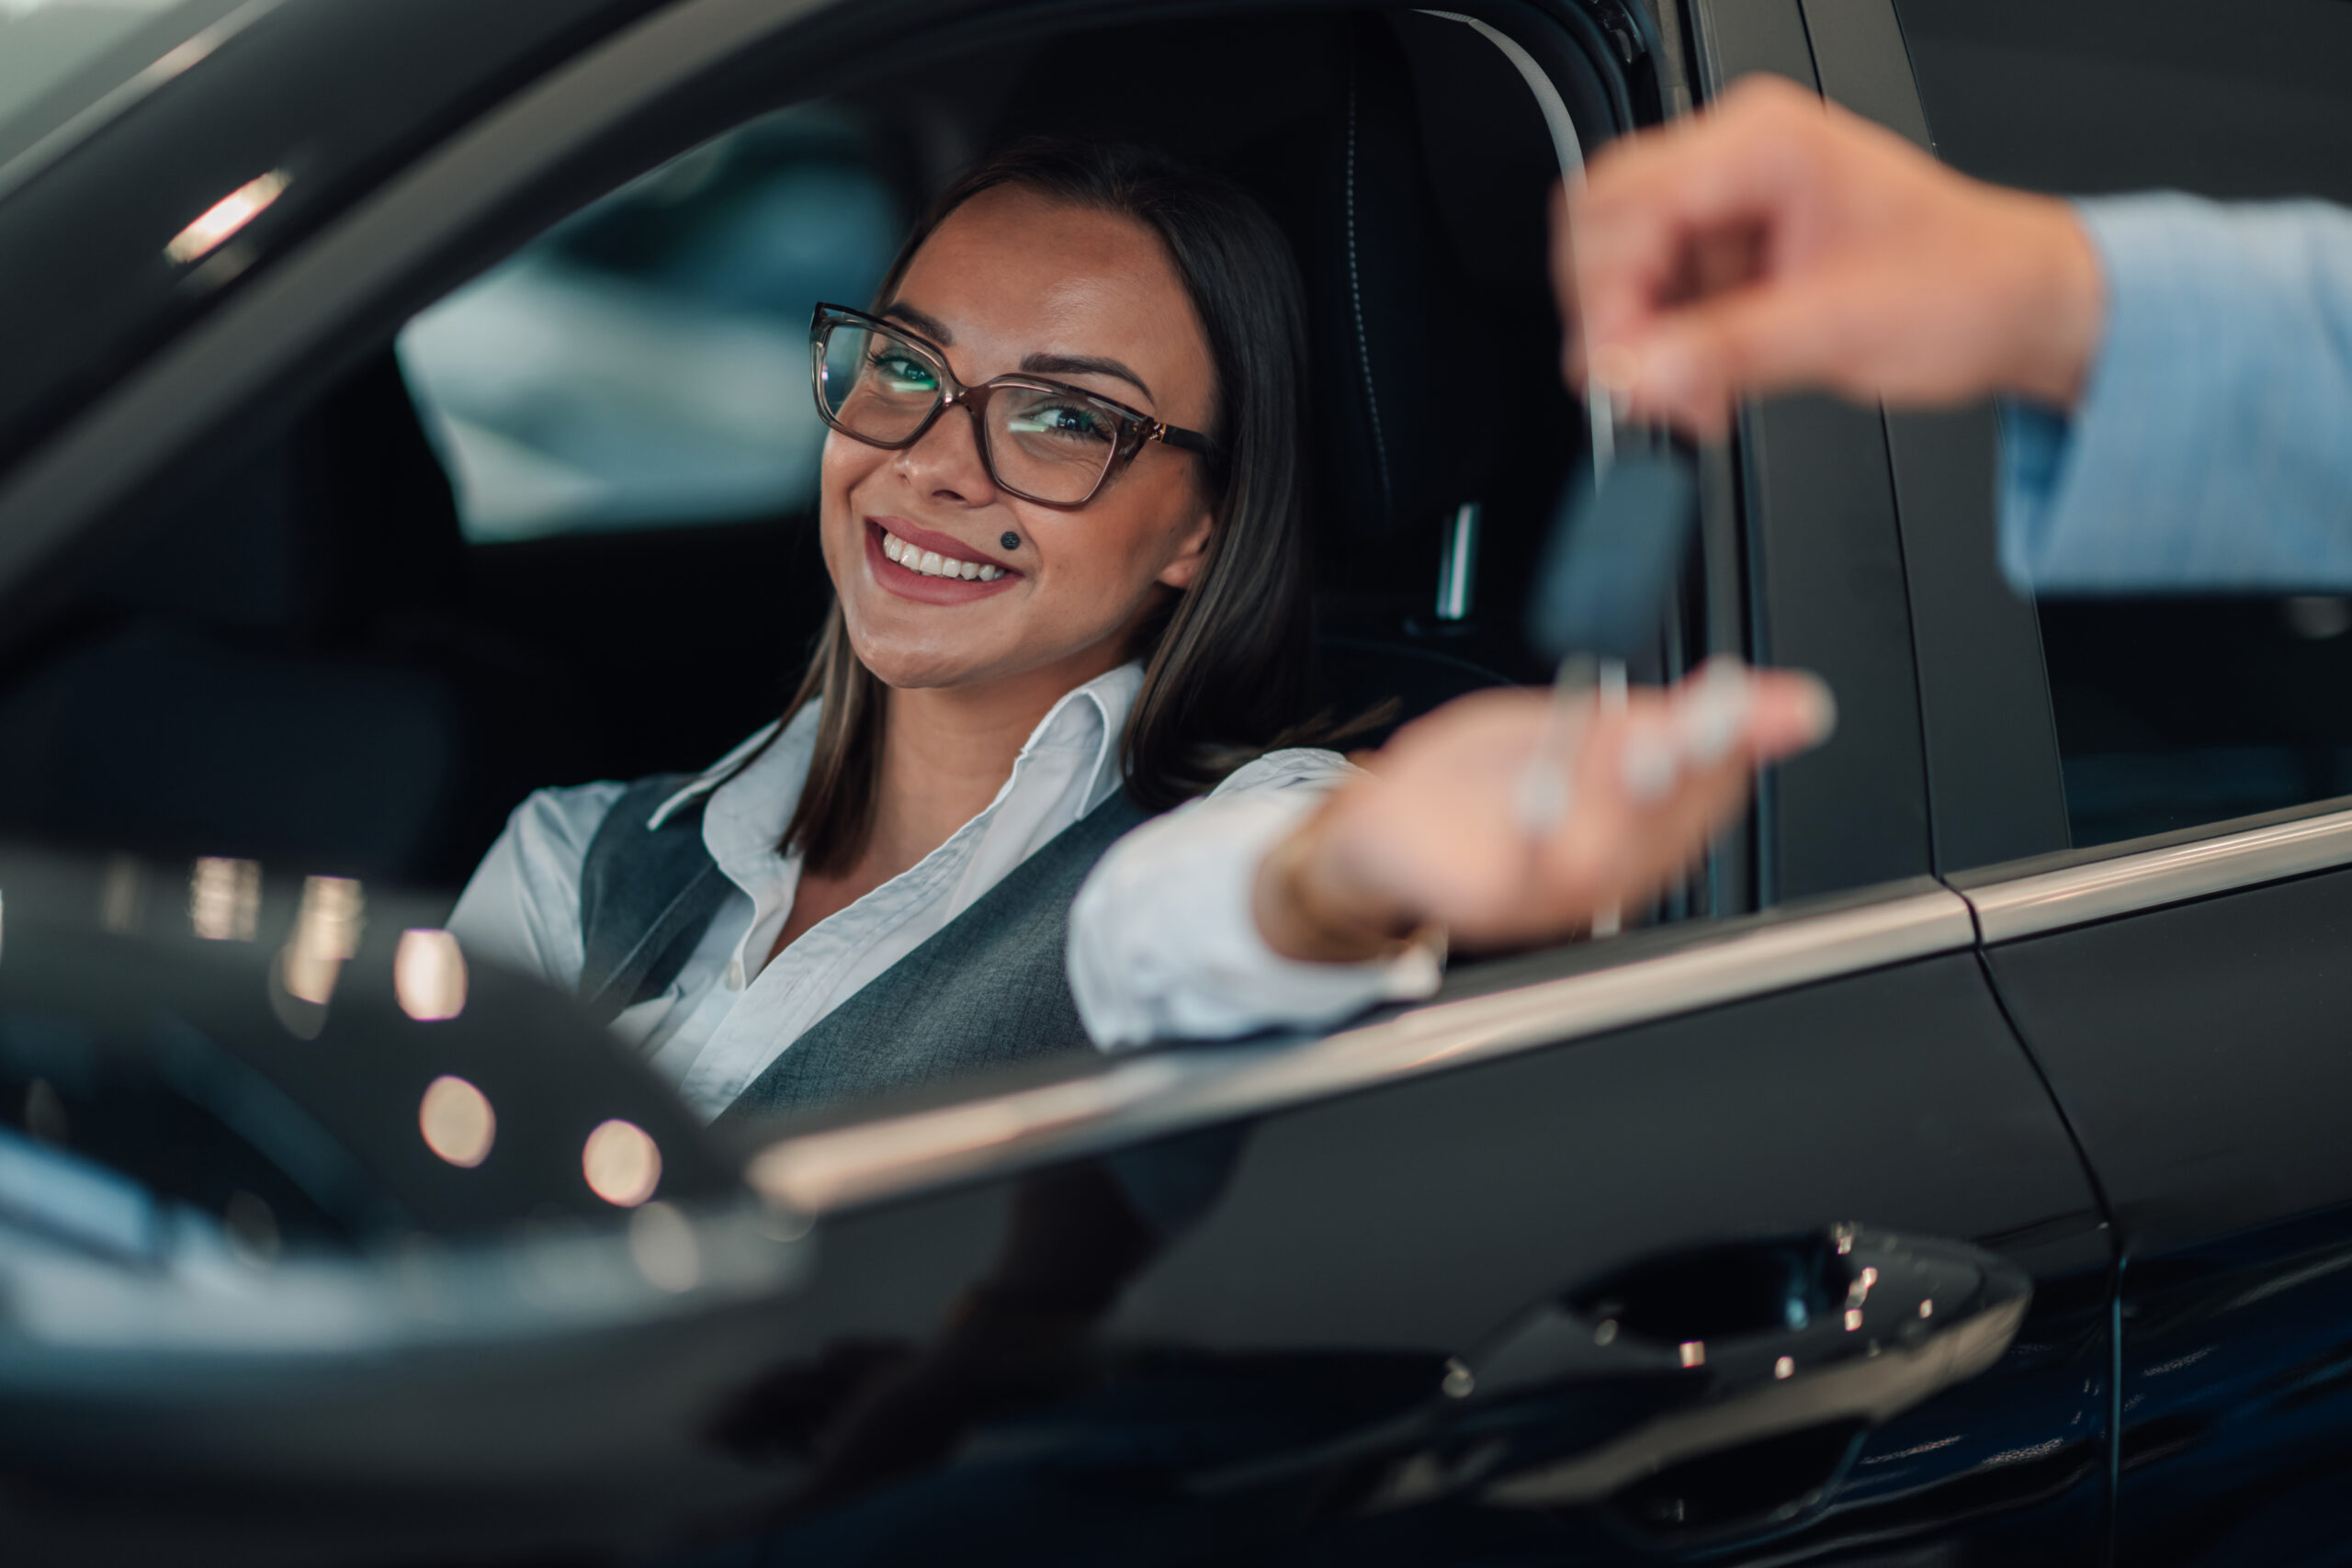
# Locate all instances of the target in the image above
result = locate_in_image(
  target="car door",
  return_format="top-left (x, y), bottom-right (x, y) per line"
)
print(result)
top-left (0, 0), bottom-right (2110, 1560)
top-left (1884, 3), bottom-right (2352, 1561)
top-left (718, 883), bottom-right (2109, 1563)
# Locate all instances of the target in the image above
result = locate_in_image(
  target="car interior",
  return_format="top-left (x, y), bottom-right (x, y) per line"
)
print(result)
top-left (0, 7), bottom-right (1654, 898)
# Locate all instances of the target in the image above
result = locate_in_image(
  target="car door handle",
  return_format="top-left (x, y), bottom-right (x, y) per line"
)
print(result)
top-left (1183, 1224), bottom-right (2028, 1549)
top-left (1383, 1224), bottom-right (2030, 1548)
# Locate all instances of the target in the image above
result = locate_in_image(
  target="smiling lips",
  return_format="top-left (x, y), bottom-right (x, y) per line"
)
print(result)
top-left (865, 518), bottom-right (1023, 604)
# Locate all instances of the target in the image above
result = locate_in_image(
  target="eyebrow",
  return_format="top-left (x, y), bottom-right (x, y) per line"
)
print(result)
top-left (1021, 352), bottom-right (1154, 401)
top-left (879, 301), bottom-right (1156, 402)
top-left (881, 301), bottom-right (956, 344)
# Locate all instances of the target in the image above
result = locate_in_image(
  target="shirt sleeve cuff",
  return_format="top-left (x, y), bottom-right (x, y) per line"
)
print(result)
top-left (1069, 787), bottom-right (1442, 1051)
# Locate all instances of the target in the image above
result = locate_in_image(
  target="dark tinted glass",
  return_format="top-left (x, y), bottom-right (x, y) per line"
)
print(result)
top-left (1894, 0), bottom-right (2352, 202)
top-left (1896, 0), bottom-right (2352, 846)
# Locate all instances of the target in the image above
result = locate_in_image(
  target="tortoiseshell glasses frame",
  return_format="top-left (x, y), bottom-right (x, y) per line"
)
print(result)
top-left (809, 303), bottom-right (1216, 509)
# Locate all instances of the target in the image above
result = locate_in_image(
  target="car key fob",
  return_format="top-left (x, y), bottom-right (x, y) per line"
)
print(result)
top-left (1525, 449), bottom-right (1700, 666)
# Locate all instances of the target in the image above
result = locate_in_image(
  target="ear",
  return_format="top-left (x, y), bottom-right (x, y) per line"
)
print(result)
top-left (1154, 502), bottom-right (1216, 592)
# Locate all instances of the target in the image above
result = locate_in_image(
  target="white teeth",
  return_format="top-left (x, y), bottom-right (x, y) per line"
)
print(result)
top-left (881, 528), bottom-right (1008, 582)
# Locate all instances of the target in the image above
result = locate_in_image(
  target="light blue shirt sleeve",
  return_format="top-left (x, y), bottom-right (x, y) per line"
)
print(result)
top-left (1999, 194), bottom-right (2352, 595)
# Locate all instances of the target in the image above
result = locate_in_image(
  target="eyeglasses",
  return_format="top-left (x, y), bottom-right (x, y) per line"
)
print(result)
top-left (809, 303), bottom-right (1216, 508)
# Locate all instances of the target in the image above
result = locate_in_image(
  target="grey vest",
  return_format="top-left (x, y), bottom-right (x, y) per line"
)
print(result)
top-left (577, 774), bottom-right (1150, 1127)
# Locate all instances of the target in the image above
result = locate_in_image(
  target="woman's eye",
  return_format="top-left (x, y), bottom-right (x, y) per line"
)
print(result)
top-left (868, 352), bottom-right (938, 394)
top-left (1007, 402), bottom-right (1113, 444)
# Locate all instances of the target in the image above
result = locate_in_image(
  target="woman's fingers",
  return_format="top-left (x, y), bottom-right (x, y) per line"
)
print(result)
top-left (1518, 664), bottom-right (1829, 932)
top-left (1298, 663), bottom-right (1833, 953)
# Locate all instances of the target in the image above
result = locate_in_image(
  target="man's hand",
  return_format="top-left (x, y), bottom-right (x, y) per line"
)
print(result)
top-left (1562, 74), bottom-right (2106, 437)
top-left (1253, 661), bottom-right (1834, 959)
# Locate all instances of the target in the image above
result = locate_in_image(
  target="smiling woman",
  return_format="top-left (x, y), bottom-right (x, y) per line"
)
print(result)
top-left (444, 137), bottom-right (1829, 1126)
top-left (447, 140), bottom-right (1340, 1122)
top-left (788, 144), bottom-right (1315, 873)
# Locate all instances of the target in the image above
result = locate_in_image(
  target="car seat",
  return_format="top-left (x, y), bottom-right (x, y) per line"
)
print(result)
top-left (991, 8), bottom-right (1604, 735)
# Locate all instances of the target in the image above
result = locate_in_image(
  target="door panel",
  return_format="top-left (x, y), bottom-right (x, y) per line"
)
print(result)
top-left (723, 954), bottom-right (2109, 1562)
top-left (1984, 866), bottom-right (2352, 1564)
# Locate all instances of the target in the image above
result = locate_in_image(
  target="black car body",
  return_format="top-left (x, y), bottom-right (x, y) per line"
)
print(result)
top-left (4, 0), bottom-right (2352, 1562)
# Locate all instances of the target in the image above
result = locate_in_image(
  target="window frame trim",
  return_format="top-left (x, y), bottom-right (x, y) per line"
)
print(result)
top-left (1960, 795), bottom-right (2352, 943)
top-left (746, 876), bottom-right (1975, 1215)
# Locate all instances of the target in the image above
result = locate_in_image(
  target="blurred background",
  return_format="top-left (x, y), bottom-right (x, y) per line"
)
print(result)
top-left (398, 105), bottom-right (902, 543)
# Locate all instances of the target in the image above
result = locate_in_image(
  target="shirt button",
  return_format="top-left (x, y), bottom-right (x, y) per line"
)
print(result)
top-left (725, 959), bottom-right (745, 991)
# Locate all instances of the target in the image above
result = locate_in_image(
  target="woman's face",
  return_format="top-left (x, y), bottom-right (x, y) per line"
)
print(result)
top-left (819, 186), bottom-right (1219, 693)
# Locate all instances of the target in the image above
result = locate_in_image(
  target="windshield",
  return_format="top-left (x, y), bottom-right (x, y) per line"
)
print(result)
top-left (0, 0), bottom-right (260, 189)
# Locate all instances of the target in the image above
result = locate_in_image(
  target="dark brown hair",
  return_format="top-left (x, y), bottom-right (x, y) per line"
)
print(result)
top-left (780, 138), bottom-right (1317, 874)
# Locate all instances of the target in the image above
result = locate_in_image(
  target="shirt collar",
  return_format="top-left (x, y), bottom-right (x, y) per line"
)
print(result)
top-left (645, 716), bottom-right (789, 830)
top-left (1026, 659), bottom-right (1142, 815)
top-left (645, 659), bottom-right (1145, 837)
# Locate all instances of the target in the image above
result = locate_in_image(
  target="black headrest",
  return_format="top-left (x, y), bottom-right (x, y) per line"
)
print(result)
top-left (993, 13), bottom-right (1492, 544)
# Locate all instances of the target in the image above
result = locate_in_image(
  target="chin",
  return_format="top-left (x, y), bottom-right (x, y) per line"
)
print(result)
top-left (842, 618), bottom-right (999, 692)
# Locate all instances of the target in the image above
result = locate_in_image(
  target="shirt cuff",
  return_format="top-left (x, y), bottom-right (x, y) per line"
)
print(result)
top-left (1069, 787), bottom-right (1442, 1050)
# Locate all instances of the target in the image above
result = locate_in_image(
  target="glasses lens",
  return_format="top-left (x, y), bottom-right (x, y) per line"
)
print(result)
top-left (987, 383), bottom-right (1120, 504)
top-left (818, 320), bottom-right (941, 444)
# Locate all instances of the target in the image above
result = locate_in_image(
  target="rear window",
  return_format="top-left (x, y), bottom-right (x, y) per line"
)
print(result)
top-left (1896, 0), bottom-right (2352, 846)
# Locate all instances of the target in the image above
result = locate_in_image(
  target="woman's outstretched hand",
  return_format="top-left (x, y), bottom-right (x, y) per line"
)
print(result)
top-left (1562, 73), bottom-right (2105, 437)
top-left (1253, 660), bottom-right (1835, 961)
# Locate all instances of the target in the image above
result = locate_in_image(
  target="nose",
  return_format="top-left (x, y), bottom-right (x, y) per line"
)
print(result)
top-left (893, 400), bottom-right (998, 507)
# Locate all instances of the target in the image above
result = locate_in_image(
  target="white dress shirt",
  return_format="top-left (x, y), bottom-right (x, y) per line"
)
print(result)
top-left (447, 661), bottom-right (1440, 1121)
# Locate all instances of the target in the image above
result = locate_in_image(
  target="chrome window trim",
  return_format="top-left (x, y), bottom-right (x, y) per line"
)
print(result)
top-left (747, 885), bottom-right (1974, 1216)
top-left (1964, 802), bottom-right (2352, 944)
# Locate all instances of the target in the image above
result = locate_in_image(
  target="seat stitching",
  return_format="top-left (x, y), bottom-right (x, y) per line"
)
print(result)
top-left (1344, 55), bottom-right (1393, 523)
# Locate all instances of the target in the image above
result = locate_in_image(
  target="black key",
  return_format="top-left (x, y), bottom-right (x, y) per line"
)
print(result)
top-left (1525, 450), bottom-right (1700, 666)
